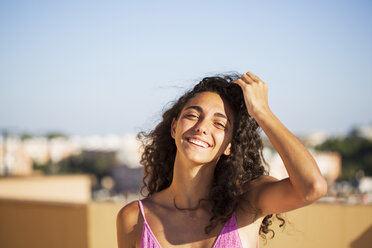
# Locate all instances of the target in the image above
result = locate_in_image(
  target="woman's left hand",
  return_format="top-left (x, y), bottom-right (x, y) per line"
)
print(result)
top-left (233, 72), bottom-right (271, 119)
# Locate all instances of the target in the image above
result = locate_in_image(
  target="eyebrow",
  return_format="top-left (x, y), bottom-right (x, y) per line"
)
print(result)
top-left (184, 105), bottom-right (231, 124)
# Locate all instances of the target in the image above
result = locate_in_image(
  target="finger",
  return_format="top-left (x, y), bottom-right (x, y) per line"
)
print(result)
top-left (247, 72), bottom-right (262, 82)
top-left (232, 79), bottom-right (246, 88)
top-left (241, 73), bottom-right (256, 84)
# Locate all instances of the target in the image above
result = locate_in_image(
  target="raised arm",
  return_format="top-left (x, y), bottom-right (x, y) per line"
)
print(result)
top-left (233, 72), bottom-right (327, 217)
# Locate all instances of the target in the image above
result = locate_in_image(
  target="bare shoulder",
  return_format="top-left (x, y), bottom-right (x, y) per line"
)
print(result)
top-left (116, 200), bottom-right (142, 248)
top-left (117, 200), bottom-right (141, 229)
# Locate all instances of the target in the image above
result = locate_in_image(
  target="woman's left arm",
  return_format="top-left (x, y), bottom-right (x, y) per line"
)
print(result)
top-left (234, 72), bottom-right (328, 216)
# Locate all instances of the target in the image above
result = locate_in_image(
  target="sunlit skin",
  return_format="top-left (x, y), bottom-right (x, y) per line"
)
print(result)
top-left (116, 72), bottom-right (328, 248)
top-left (171, 92), bottom-right (234, 168)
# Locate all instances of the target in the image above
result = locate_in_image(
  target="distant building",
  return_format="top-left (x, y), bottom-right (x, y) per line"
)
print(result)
top-left (356, 124), bottom-right (372, 140)
top-left (112, 165), bottom-right (143, 193)
top-left (1, 136), bottom-right (35, 176)
top-left (265, 148), bottom-right (341, 185)
top-left (302, 131), bottom-right (330, 147)
top-left (0, 134), bottom-right (142, 176)
top-left (359, 177), bottom-right (372, 193)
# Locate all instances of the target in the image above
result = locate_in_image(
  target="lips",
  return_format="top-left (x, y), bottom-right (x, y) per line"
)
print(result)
top-left (186, 137), bottom-right (211, 148)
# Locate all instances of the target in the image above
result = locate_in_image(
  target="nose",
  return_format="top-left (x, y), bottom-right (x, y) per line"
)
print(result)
top-left (194, 119), bottom-right (209, 135)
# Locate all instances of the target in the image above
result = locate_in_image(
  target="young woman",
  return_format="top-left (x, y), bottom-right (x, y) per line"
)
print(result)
top-left (116, 72), bottom-right (327, 248)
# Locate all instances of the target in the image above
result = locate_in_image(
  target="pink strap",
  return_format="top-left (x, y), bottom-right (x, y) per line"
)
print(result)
top-left (138, 200), bottom-right (147, 223)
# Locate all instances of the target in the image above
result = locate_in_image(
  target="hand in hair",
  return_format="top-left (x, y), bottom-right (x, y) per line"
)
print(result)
top-left (234, 72), bottom-right (327, 218)
top-left (233, 72), bottom-right (270, 119)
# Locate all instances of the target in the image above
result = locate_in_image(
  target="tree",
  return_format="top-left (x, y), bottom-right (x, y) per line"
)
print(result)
top-left (57, 150), bottom-right (117, 188)
top-left (315, 129), bottom-right (372, 180)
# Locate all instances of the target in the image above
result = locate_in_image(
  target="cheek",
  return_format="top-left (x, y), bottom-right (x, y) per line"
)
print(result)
top-left (178, 119), bottom-right (195, 132)
top-left (174, 121), bottom-right (192, 141)
top-left (216, 130), bottom-right (231, 146)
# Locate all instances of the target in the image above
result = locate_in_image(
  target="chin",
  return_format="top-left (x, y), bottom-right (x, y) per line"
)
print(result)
top-left (184, 153), bottom-right (218, 165)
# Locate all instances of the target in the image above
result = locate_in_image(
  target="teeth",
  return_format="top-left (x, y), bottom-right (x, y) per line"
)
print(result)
top-left (188, 138), bottom-right (209, 148)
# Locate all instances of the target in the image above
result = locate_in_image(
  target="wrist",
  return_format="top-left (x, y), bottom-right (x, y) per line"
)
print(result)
top-left (250, 107), bottom-right (273, 121)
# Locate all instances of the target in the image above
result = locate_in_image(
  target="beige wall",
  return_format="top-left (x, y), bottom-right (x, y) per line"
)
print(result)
top-left (0, 175), bottom-right (91, 203)
top-left (0, 199), bottom-right (371, 248)
top-left (88, 202), bottom-right (123, 248)
top-left (0, 199), bottom-right (88, 248)
top-left (260, 203), bottom-right (372, 248)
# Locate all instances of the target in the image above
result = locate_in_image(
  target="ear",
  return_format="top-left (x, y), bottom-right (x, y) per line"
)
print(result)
top-left (223, 143), bottom-right (231, 156)
top-left (171, 118), bottom-right (177, 139)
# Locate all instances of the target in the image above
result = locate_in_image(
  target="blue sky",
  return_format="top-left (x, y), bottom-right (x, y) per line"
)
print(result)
top-left (1, 0), bottom-right (371, 136)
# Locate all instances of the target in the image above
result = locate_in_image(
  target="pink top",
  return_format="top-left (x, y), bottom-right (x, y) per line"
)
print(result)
top-left (138, 200), bottom-right (258, 248)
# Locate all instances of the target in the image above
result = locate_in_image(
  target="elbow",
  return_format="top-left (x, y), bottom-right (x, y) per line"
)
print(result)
top-left (303, 178), bottom-right (328, 203)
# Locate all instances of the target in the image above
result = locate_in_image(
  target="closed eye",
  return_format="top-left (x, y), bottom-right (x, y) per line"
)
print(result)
top-left (185, 114), bottom-right (198, 119)
top-left (215, 122), bottom-right (226, 129)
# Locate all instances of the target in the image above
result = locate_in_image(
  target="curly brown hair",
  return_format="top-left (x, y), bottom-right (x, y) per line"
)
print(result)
top-left (137, 73), bottom-right (285, 238)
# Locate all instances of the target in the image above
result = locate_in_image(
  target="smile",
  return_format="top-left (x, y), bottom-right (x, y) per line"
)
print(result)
top-left (186, 137), bottom-right (211, 148)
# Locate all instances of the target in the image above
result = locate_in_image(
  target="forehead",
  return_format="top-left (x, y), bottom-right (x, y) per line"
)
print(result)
top-left (183, 91), bottom-right (234, 118)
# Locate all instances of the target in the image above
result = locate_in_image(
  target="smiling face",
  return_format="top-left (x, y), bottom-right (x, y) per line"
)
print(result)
top-left (171, 91), bottom-right (235, 166)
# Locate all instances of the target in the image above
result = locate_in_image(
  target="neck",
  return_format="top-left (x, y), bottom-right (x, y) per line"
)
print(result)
top-left (167, 153), bottom-right (216, 210)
